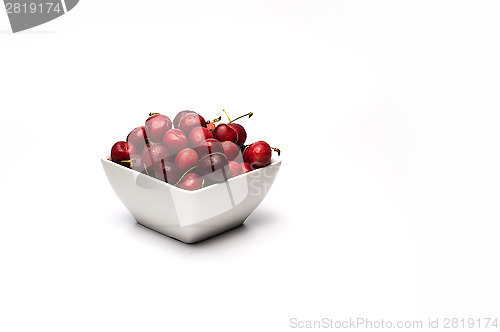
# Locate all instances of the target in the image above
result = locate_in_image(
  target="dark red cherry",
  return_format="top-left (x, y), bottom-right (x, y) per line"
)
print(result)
top-left (213, 123), bottom-right (238, 143)
top-left (227, 123), bottom-right (247, 147)
top-left (177, 173), bottom-right (203, 191)
top-left (221, 141), bottom-right (242, 162)
top-left (154, 160), bottom-right (181, 184)
top-left (141, 144), bottom-right (169, 171)
top-left (243, 141), bottom-right (272, 169)
top-left (174, 148), bottom-right (199, 173)
top-left (179, 112), bottom-right (207, 135)
top-left (188, 127), bottom-right (213, 148)
top-left (111, 141), bottom-right (137, 164)
top-left (240, 162), bottom-right (253, 174)
top-left (197, 152), bottom-right (229, 183)
top-left (126, 126), bottom-right (149, 152)
top-left (173, 110), bottom-right (195, 128)
top-left (228, 161), bottom-right (242, 178)
top-left (193, 138), bottom-right (224, 158)
top-left (145, 114), bottom-right (172, 142)
top-left (162, 128), bottom-right (188, 155)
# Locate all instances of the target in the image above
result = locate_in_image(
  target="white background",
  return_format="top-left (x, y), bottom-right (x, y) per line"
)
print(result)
top-left (1, 1), bottom-right (500, 331)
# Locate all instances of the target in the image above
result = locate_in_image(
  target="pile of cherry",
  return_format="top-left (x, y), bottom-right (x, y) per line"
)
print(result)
top-left (110, 110), bottom-right (280, 191)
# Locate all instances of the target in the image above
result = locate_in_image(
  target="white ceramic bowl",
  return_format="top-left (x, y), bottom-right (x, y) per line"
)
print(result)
top-left (101, 156), bottom-right (281, 243)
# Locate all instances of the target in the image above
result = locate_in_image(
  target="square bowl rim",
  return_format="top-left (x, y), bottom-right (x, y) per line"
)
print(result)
top-left (101, 155), bottom-right (282, 195)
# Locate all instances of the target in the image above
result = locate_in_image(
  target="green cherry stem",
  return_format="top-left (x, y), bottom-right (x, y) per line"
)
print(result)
top-left (222, 109), bottom-right (232, 122)
top-left (149, 112), bottom-right (160, 116)
top-left (214, 116), bottom-right (222, 123)
top-left (271, 147), bottom-right (281, 156)
top-left (120, 157), bottom-right (138, 166)
top-left (228, 112), bottom-right (253, 123)
top-left (175, 166), bottom-right (198, 186)
top-left (207, 116), bottom-right (222, 124)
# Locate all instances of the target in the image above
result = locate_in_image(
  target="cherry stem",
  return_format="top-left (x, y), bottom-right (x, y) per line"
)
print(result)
top-left (271, 147), bottom-right (281, 156)
top-left (207, 116), bottom-right (222, 124)
top-left (120, 157), bottom-right (138, 165)
top-left (175, 166), bottom-right (198, 186)
top-left (228, 112), bottom-right (253, 123)
top-left (222, 109), bottom-right (231, 122)
top-left (201, 178), bottom-right (205, 189)
top-left (149, 112), bottom-right (160, 116)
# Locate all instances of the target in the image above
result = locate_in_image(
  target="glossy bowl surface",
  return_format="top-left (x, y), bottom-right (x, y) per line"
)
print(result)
top-left (102, 156), bottom-right (281, 243)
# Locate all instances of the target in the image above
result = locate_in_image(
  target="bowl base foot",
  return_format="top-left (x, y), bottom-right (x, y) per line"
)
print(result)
top-left (136, 219), bottom-right (246, 244)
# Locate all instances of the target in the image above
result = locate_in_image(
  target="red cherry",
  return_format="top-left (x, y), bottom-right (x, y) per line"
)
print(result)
top-left (126, 126), bottom-right (149, 152)
top-left (174, 148), bottom-right (199, 173)
top-left (243, 141), bottom-right (272, 169)
top-left (173, 110), bottom-right (194, 128)
top-left (213, 123), bottom-right (238, 143)
top-left (179, 112), bottom-right (207, 135)
top-left (197, 152), bottom-right (229, 183)
top-left (162, 128), bottom-right (188, 155)
top-left (154, 159), bottom-right (181, 184)
top-left (240, 162), bottom-right (253, 174)
top-left (227, 123), bottom-right (247, 147)
top-left (129, 155), bottom-right (145, 172)
top-left (221, 141), bottom-right (242, 162)
top-left (177, 173), bottom-right (203, 191)
top-left (141, 144), bottom-right (169, 172)
top-left (141, 141), bottom-right (158, 155)
top-left (221, 110), bottom-right (251, 146)
top-left (145, 114), bottom-right (172, 142)
top-left (228, 161), bottom-right (242, 178)
top-left (188, 127), bottom-right (213, 148)
top-left (111, 141), bottom-right (137, 164)
top-left (193, 138), bottom-right (224, 158)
